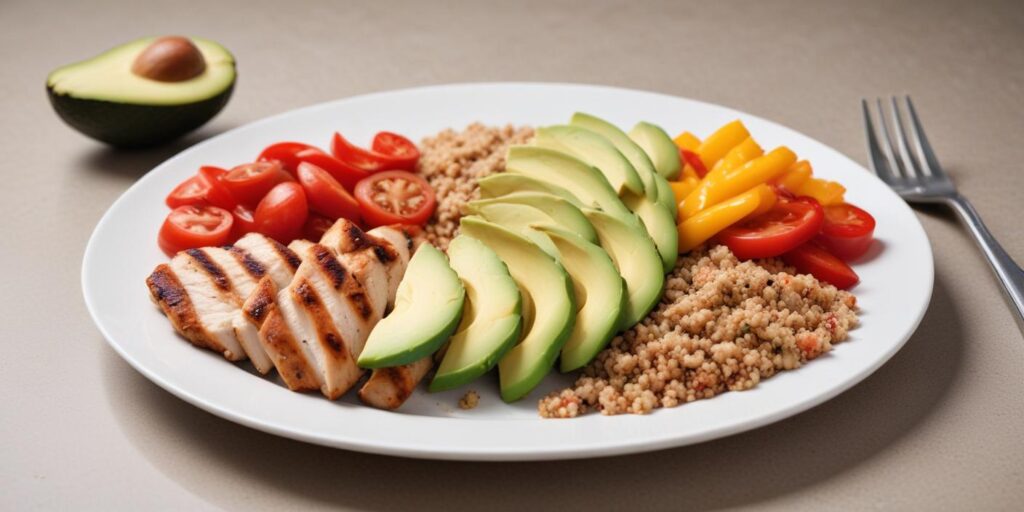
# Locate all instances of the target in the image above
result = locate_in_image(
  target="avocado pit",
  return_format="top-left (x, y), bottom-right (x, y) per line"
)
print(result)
top-left (131, 36), bottom-right (207, 83)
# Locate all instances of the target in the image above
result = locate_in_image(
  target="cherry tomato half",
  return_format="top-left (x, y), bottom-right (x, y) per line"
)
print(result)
top-left (815, 203), bottom-right (877, 261)
top-left (165, 175), bottom-right (210, 208)
top-left (680, 148), bottom-right (708, 178)
top-left (302, 213), bottom-right (336, 241)
top-left (230, 204), bottom-right (259, 241)
top-left (158, 205), bottom-right (234, 256)
top-left (332, 132), bottom-right (418, 172)
top-left (257, 142), bottom-right (319, 174)
top-left (353, 170), bottom-right (436, 228)
top-left (782, 242), bottom-right (860, 290)
top-left (717, 196), bottom-right (825, 260)
top-left (295, 149), bottom-right (369, 191)
top-left (296, 162), bottom-right (361, 222)
top-left (254, 182), bottom-right (308, 243)
top-left (222, 161), bottom-right (290, 207)
top-left (197, 166), bottom-right (237, 210)
top-left (371, 132), bottom-right (420, 170)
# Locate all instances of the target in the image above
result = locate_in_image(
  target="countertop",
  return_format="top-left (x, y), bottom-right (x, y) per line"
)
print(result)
top-left (3, 0), bottom-right (1022, 509)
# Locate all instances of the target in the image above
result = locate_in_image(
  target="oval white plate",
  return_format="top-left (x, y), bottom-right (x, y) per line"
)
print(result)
top-left (83, 83), bottom-right (933, 461)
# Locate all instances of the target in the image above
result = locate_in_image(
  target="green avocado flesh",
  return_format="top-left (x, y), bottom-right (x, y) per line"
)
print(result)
top-left (570, 112), bottom-right (660, 203)
top-left (467, 192), bottom-right (598, 244)
top-left (535, 226), bottom-right (625, 372)
top-left (583, 209), bottom-right (665, 328)
top-left (629, 121), bottom-right (683, 181)
top-left (357, 244), bottom-right (465, 369)
top-left (430, 236), bottom-right (522, 392)
top-left (532, 125), bottom-right (645, 197)
top-left (46, 37), bottom-right (236, 147)
top-left (464, 202), bottom-right (560, 257)
top-left (477, 174), bottom-right (584, 207)
top-left (624, 191), bottom-right (679, 272)
top-left (459, 217), bottom-right (575, 402)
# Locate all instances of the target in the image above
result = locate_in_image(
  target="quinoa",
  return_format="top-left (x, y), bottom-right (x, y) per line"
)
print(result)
top-left (458, 390), bottom-right (480, 410)
top-left (417, 123), bottom-right (534, 250)
top-left (538, 245), bottom-right (859, 418)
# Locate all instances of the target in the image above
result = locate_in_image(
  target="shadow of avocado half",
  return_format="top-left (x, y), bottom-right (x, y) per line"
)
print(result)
top-left (46, 36), bottom-right (236, 148)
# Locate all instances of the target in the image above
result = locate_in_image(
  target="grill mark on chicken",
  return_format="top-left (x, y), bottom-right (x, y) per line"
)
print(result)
top-left (291, 277), bottom-right (360, 399)
top-left (348, 292), bottom-right (373, 319)
top-left (186, 249), bottom-right (231, 291)
top-left (371, 243), bottom-right (395, 264)
top-left (259, 308), bottom-right (320, 392)
top-left (359, 367), bottom-right (413, 410)
top-left (244, 276), bottom-right (276, 323)
top-left (312, 245), bottom-right (347, 289)
top-left (146, 264), bottom-right (221, 354)
top-left (228, 246), bottom-right (266, 280)
top-left (347, 224), bottom-right (369, 249)
top-left (268, 238), bottom-right (302, 271)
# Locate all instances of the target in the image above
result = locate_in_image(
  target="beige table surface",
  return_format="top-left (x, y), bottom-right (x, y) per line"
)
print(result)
top-left (3, 0), bottom-right (1023, 510)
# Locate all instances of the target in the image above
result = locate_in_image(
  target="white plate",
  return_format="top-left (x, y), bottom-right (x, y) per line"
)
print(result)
top-left (82, 83), bottom-right (933, 461)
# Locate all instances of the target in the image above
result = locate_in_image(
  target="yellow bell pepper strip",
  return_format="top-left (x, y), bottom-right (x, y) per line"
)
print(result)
top-left (710, 137), bottom-right (765, 177)
top-left (673, 131), bottom-right (701, 151)
top-left (696, 120), bottom-right (750, 171)
top-left (680, 146), bottom-right (797, 219)
top-left (669, 177), bottom-right (700, 206)
top-left (677, 184), bottom-right (771, 253)
top-left (796, 177), bottom-right (846, 205)
top-left (774, 160), bottom-right (812, 192)
top-left (744, 184), bottom-right (778, 219)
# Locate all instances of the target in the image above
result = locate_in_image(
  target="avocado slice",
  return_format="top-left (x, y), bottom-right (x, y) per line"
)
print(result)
top-left (357, 244), bottom-right (465, 368)
top-left (464, 202), bottom-right (559, 257)
top-left (534, 226), bottom-right (625, 372)
top-left (430, 236), bottom-right (522, 392)
top-left (629, 121), bottom-right (683, 180)
top-left (583, 209), bottom-right (665, 328)
top-left (46, 36), bottom-right (236, 147)
top-left (467, 192), bottom-right (598, 244)
top-left (532, 125), bottom-right (645, 197)
top-left (623, 192), bottom-right (679, 272)
top-left (459, 216), bottom-right (575, 402)
top-left (477, 174), bottom-right (583, 208)
top-left (504, 146), bottom-right (637, 227)
top-left (570, 113), bottom-right (660, 203)
top-left (654, 171), bottom-right (680, 221)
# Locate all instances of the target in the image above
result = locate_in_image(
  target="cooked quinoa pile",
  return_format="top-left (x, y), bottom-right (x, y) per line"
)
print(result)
top-left (539, 245), bottom-right (858, 418)
top-left (416, 123), bottom-right (534, 250)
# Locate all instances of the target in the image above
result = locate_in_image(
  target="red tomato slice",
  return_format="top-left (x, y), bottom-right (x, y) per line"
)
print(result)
top-left (257, 142), bottom-right (319, 173)
top-left (222, 161), bottom-right (289, 207)
top-left (717, 197), bottom-right (825, 260)
top-left (254, 182), bottom-right (308, 243)
top-left (371, 132), bottom-right (420, 170)
top-left (158, 205), bottom-right (234, 256)
top-left (302, 213), bottom-right (336, 241)
top-left (230, 204), bottom-right (259, 240)
top-left (165, 175), bottom-right (210, 208)
top-left (295, 149), bottom-right (369, 191)
top-left (331, 132), bottom-right (417, 172)
top-left (815, 203), bottom-right (877, 261)
top-left (354, 170), bottom-right (436, 228)
top-left (197, 166), bottom-right (237, 210)
top-left (296, 162), bottom-right (361, 222)
top-left (782, 242), bottom-right (860, 289)
top-left (681, 148), bottom-right (708, 178)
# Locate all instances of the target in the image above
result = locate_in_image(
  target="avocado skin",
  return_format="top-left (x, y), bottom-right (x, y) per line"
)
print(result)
top-left (46, 81), bottom-right (233, 148)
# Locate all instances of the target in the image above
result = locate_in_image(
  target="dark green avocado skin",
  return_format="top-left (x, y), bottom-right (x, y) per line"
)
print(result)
top-left (47, 83), bottom-right (233, 148)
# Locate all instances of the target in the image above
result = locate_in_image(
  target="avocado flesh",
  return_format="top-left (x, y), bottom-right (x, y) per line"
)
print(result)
top-left (464, 202), bottom-right (560, 257)
top-left (629, 121), bottom-right (683, 181)
top-left (532, 125), bottom-right (645, 197)
top-left (477, 174), bottom-right (584, 208)
top-left (584, 209), bottom-right (665, 329)
top-left (535, 226), bottom-right (625, 372)
top-left (430, 236), bottom-right (522, 392)
top-left (46, 37), bottom-right (235, 147)
top-left (654, 171), bottom-right (680, 221)
top-left (467, 192), bottom-right (598, 244)
top-left (624, 191), bottom-right (679, 272)
top-left (357, 244), bottom-right (465, 368)
top-left (570, 112), bottom-right (660, 203)
top-left (459, 217), bottom-right (575, 402)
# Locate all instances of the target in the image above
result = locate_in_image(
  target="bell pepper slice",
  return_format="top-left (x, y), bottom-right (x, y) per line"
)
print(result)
top-left (681, 146), bottom-right (797, 219)
top-left (696, 120), bottom-right (750, 171)
top-left (677, 184), bottom-right (772, 253)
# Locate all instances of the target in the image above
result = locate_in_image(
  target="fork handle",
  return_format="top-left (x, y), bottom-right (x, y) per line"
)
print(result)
top-left (948, 194), bottom-right (1024, 331)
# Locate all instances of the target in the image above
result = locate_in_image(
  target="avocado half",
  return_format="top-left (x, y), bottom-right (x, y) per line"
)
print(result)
top-left (46, 37), bottom-right (236, 147)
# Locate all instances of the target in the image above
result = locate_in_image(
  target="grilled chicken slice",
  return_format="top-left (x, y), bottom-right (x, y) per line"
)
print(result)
top-left (358, 357), bottom-right (434, 410)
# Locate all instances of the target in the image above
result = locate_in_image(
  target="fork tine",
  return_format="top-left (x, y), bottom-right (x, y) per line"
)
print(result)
top-left (861, 99), bottom-right (897, 183)
top-left (874, 98), bottom-right (906, 179)
top-left (905, 96), bottom-right (947, 178)
top-left (889, 96), bottom-right (922, 179)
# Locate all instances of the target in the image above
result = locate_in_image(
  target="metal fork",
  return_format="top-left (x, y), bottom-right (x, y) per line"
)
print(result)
top-left (862, 96), bottom-right (1024, 331)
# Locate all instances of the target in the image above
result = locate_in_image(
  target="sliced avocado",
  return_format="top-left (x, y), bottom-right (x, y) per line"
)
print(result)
top-left (654, 171), bottom-right (680, 221)
top-left (430, 236), bottom-right (522, 392)
top-left (534, 226), bottom-right (625, 372)
top-left (477, 173), bottom-right (583, 208)
top-left (533, 125), bottom-right (645, 197)
top-left (467, 192), bottom-right (597, 244)
top-left (46, 36), bottom-right (236, 147)
top-left (629, 121), bottom-right (683, 180)
top-left (357, 244), bottom-right (465, 368)
top-left (459, 217), bottom-right (575, 402)
top-left (583, 209), bottom-right (665, 328)
top-left (464, 202), bottom-right (559, 257)
top-left (570, 113), bottom-right (660, 203)
top-left (505, 146), bottom-right (636, 227)
top-left (623, 192), bottom-right (679, 272)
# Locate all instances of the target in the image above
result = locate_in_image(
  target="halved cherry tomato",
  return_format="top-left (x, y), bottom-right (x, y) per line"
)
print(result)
top-left (230, 204), bottom-right (259, 241)
top-left (254, 182), bottom-right (308, 243)
top-left (354, 170), bottom-right (436, 228)
top-left (165, 175), bottom-right (210, 208)
top-left (782, 242), bottom-right (860, 289)
top-left (371, 132), bottom-right (420, 170)
top-left (257, 142), bottom-right (319, 173)
top-left (302, 213), bottom-right (336, 241)
top-left (332, 132), bottom-right (417, 172)
top-left (222, 161), bottom-right (290, 207)
top-left (197, 166), bottom-right (237, 210)
top-left (158, 205), bottom-right (234, 256)
top-left (815, 203), bottom-right (877, 261)
top-left (680, 148), bottom-right (708, 178)
top-left (296, 162), bottom-right (361, 222)
top-left (295, 149), bottom-right (369, 191)
top-left (717, 196), bottom-right (825, 260)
